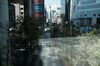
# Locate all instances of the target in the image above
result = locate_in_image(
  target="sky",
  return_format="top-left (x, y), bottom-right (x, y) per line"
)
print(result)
top-left (45, 0), bottom-right (61, 6)
top-left (45, 0), bottom-right (61, 11)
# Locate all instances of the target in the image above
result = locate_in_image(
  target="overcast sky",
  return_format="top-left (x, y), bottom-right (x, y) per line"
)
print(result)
top-left (45, 0), bottom-right (61, 11)
top-left (45, 0), bottom-right (61, 6)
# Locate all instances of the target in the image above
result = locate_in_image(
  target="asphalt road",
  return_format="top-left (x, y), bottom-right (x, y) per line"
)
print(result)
top-left (39, 39), bottom-right (63, 66)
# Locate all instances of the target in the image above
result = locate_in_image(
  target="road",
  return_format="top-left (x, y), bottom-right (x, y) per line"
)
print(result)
top-left (38, 34), bottom-right (80, 66)
top-left (39, 38), bottom-right (63, 66)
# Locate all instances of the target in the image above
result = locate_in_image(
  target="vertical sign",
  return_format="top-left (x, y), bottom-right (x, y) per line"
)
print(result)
top-left (34, 0), bottom-right (44, 18)
top-left (34, 0), bottom-right (39, 4)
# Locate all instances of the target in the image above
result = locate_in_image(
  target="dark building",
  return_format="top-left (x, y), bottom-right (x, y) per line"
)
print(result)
top-left (9, 3), bottom-right (15, 28)
top-left (34, 0), bottom-right (45, 26)
top-left (65, 0), bottom-right (69, 22)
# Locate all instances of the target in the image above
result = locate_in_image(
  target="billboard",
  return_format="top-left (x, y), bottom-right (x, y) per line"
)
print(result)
top-left (34, 4), bottom-right (44, 12)
top-left (33, 0), bottom-right (44, 18)
top-left (34, 0), bottom-right (39, 4)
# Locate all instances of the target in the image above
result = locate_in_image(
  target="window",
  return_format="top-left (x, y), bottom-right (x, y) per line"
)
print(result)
top-left (0, 23), bottom-right (2, 28)
top-left (20, 8), bottom-right (23, 10)
top-left (21, 12), bottom-right (24, 14)
top-left (93, 14), bottom-right (96, 16)
top-left (80, 15), bottom-right (82, 17)
top-left (84, 14), bottom-right (87, 16)
top-left (98, 14), bottom-right (100, 16)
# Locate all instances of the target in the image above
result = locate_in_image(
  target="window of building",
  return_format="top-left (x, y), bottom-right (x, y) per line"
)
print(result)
top-left (0, 23), bottom-right (2, 28)
top-left (93, 14), bottom-right (96, 16)
top-left (80, 15), bottom-right (82, 17)
top-left (20, 8), bottom-right (23, 10)
top-left (84, 14), bottom-right (87, 16)
top-left (98, 14), bottom-right (100, 16)
top-left (21, 12), bottom-right (24, 14)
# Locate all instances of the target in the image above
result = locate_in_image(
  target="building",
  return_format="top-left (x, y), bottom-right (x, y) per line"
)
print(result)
top-left (61, 0), bottom-right (68, 23)
top-left (9, 3), bottom-right (15, 28)
top-left (20, 4), bottom-right (24, 17)
top-left (52, 11), bottom-right (62, 24)
top-left (14, 4), bottom-right (24, 18)
top-left (61, 0), bottom-right (66, 22)
top-left (71, 0), bottom-right (100, 32)
top-left (0, 0), bottom-right (34, 66)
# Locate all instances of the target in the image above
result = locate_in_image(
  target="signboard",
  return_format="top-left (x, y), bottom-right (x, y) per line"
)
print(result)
top-left (34, 4), bottom-right (44, 12)
top-left (33, 0), bottom-right (44, 18)
top-left (34, 12), bottom-right (39, 17)
top-left (34, 0), bottom-right (39, 4)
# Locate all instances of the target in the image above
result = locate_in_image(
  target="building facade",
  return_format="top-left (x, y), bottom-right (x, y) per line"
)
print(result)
top-left (14, 4), bottom-right (24, 18)
top-left (71, 0), bottom-right (100, 32)
top-left (0, 0), bottom-right (10, 66)
top-left (61, 0), bottom-right (66, 22)
top-left (61, 0), bottom-right (68, 22)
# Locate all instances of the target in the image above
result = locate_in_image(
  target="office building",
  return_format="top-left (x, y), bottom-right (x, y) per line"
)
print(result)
top-left (61, 0), bottom-right (68, 22)
top-left (14, 4), bottom-right (24, 18)
top-left (71, 0), bottom-right (100, 32)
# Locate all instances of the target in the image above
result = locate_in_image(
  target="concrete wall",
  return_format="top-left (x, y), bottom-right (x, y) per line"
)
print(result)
top-left (61, 0), bottom-right (69, 22)
top-left (61, 0), bottom-right (66, 14)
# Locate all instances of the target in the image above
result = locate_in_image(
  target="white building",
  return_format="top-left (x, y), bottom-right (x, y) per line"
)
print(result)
top-left (49, 6), bottom-right (62, 24)
top-left (71, 0), bottom-right (100, 32)
top-left (52, 12), bottom-right (62, 24)
top-left (14, 4), bottom-right (24, 18)
top-left (61, 0), bottom-right (66, 22)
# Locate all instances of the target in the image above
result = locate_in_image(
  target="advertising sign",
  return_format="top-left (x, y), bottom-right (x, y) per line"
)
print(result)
top-left (34, 0), bottom-right (39, 4)
top-left (34, 4), bottom-right (44, 12)
top-left (34, 12), bottom-right (39, 17)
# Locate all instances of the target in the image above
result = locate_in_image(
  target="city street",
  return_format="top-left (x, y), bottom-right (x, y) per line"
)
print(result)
top-left (38, 37), bottom-right (81, 66)
top-left (1, 0), bottom-right (100, 66)
top-left (39, 37), bottom-right (79, 66)
top-left (39, 38), bottom-right (63, 66)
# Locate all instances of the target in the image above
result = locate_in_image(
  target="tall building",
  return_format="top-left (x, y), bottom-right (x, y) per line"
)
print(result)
top-left (61, 0), bottom-right (66, 22)
top-left (61, 0), bottom-right (68, 22)
top-left (9, 3), bottom-right (15, 28)
top-left (14, 4), bottom-right (24, 18)
top-left (34, 0), bottom-right (45, 26)
top-left (20, 4), bottom-right (24, 17)
top-left (0, 0), bottom-right (9, 66)
top-left (71, 0), bottom-right (100, 32)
